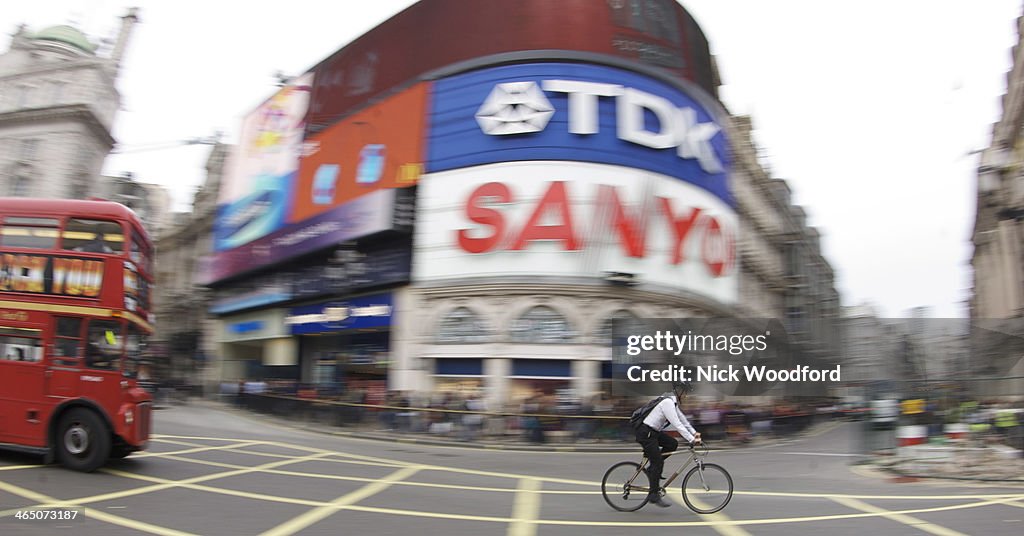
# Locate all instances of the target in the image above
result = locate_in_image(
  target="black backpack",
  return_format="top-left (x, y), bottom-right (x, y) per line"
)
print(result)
top-left (628, 396), bottom-right (667, 429)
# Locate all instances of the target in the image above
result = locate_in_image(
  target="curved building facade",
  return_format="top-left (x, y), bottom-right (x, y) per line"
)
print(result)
top-left (399, 57), bottom-right (735, 400)
top-left (203, 0), bottom-right (837, 405)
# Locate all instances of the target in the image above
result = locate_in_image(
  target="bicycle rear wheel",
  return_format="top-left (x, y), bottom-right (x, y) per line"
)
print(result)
top-left (680, 462), bottom-right (733, 514)
top-left (601, 461), bottom-right (650, 512)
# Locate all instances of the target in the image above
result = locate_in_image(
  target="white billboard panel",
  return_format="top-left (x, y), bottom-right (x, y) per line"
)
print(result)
top-left (414, 161), bottom-right (738, 304)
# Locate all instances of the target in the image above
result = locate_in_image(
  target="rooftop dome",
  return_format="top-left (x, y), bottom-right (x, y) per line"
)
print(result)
top-left (33, 25), bottom-right (97, 54)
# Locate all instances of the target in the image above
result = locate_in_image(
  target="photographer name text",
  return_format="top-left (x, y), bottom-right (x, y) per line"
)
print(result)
top-left (626, 364), bottom-right (842, 383)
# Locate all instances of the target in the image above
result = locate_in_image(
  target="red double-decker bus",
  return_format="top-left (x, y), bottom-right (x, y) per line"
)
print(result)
top-left (0, 197), bottom-right (154, 472)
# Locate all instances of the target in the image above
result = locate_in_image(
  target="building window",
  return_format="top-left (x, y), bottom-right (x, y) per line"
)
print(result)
top-left (70, 176), bottom-right (89, 199)
top-left (785, 243), bottom-right (800, 275)
top-left (595, 310), bottom-right (641, 345)
top-left (437, 307), bottom-right (491, 344)
top-left (510, 306), bottom-right (575, 343)
top-left (19, 139), bottom-right (38, 162)
top-left (10, 174), bottom-right (30, 197)
top-left (76, 144), bottom-right (94, 174)
top-left (436, 358), bottom-right (483, 375)
top-left (785, 307), bottom-right (805, 335)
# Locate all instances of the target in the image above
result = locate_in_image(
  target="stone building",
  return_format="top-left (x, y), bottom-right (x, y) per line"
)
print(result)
top-left (730, 115), bottom-right (843, 378)
top-left (0, 9), bottom-right (138, 200)
top-left (150, 143), bottom-right (227, 387)
top-left (971, 8), bottom-right (1024, 395)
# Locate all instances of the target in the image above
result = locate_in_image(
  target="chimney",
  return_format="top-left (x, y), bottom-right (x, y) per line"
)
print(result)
top-left (110, 7), bottom-right (140, 70)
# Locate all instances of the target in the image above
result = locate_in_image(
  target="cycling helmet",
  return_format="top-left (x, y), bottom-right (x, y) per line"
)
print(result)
top-left (672, 380), bottom-right (694, 395)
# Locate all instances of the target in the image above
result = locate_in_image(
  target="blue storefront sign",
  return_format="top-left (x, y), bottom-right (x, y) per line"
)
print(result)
top-left (286, 293), bottom-right (393, 335)
top-left (228, 320), bottom-right (265, 334)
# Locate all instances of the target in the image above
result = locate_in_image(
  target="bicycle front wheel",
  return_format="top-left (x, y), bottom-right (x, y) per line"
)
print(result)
top-left (601, 461), bottom-right (650, 512)
top-left (681, 462), bottom-right (733, 514)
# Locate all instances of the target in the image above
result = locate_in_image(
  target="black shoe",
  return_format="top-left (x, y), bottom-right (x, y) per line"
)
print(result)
top-left (648, 496), bottom-right (672, 508)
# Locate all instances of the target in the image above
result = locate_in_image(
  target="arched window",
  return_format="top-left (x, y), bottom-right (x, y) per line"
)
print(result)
top-left (596, 310), bottom-right (641, 346)
top-left (437, 307), bottom-right (491, 343)
top-left (510, 306), bottom-right (574, 343)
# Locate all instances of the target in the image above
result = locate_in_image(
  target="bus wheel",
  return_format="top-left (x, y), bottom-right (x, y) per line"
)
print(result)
top-left (56, 408), bottom-right (110, 472)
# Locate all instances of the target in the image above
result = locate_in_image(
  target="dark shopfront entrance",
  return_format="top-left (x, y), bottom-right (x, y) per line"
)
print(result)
top-left (302, 330), bottom-right (390, 403)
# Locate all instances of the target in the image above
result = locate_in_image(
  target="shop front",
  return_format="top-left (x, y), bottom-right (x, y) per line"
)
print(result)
top-left (288, 292), bottom-right (394, 401)
top-left (508, 359), bottom-right (573, 400)
top-left (434, 358), bottom-right (484, 394)
top-left (215, 308), bottom-right (296, 391)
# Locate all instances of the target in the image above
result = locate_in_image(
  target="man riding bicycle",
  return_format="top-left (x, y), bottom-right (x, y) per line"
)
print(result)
top-left (635, 380), bottom-right (702, 508)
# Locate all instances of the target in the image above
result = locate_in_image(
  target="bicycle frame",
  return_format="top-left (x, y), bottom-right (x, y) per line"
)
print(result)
top-left (627, 445), bottom-right (709, 495)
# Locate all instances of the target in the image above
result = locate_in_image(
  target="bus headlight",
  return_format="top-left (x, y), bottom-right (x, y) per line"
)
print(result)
top-left (125, 409), bottom-right (134, 425)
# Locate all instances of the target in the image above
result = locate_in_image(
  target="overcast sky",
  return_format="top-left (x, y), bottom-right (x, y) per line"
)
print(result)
top-left (2, 0), bottom-right (1020, 319)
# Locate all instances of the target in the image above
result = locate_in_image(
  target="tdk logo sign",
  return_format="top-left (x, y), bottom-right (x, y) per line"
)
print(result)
top-left (475, 82), bottom-right (554, 135)
top-left (428, 63), bottom-right (732, 205)
top-left (475, 80), bottom-right (723, 174)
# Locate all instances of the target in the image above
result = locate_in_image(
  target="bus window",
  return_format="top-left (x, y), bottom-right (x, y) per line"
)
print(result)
top-left (63, 219), bottom-right (124, 255)
top-left (54, 317), bottom-right (84, 366)
top-left (130, 233), bottom-right (152, 274)
top-left (124, 324), bottom-right (147, 379)
top-left (0, 217), bottom-right (60, 249)
top-left (85, 320), bottom-right (123, 370)
top-left (130, 236), bottom-right (142, 265)
top-left (0, 327), bottom-right (43, 362)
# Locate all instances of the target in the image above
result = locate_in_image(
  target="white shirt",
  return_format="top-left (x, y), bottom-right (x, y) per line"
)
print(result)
top-left (642, 395), bottom-right (698, 442)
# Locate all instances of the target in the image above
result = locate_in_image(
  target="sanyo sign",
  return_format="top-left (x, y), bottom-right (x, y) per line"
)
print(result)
top-left (475, 79), bottom-right (723, 174)
top-left (414, 162), bottom-right (739, 304)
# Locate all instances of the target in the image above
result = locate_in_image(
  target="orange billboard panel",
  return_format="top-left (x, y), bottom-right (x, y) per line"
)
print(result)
top-left (290, 82), bottom-right (428, 223)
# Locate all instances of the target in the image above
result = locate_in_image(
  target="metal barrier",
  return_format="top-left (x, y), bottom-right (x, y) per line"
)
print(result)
top-left (232, 393), bottom-right (836, 445)
top-left (235, 392), bottom-right (634, 443)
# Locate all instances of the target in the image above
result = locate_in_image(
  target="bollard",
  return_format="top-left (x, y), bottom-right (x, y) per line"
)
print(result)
top-left (945, 423), bottom-right (969, 442)
top-left (897, 425), bottom-right (927, 459)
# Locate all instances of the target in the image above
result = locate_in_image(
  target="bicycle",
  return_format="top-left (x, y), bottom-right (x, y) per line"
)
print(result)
top-left (601, 442), bottom-right (733, 513)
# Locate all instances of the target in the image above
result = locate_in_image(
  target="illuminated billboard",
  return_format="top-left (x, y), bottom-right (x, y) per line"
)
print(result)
top-left (290, 83), bottom-right (428, 223)
top-left (415, 162), bottom-right (738, 304)
top-left (414, 62), bottom-right (736, 303)
top-left (215, 73), bottom-right (313, 252)
top-left (427, 62), bottom-right (731, 203)
top-left (306, 0), bottom-right (715, 135)
top-left (206, 79), bottom-right (425, 285)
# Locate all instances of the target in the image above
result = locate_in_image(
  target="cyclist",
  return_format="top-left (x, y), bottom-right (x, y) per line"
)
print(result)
top-left (635, 380), bottom-right (701, 508)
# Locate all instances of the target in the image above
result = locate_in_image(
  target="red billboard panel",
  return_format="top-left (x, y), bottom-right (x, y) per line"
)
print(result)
top-left (306, 0), bottom-right (715, 135)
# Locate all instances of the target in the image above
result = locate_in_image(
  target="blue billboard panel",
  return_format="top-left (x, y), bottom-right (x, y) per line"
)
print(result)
top-left (427, 63), bottom-right (732, 206)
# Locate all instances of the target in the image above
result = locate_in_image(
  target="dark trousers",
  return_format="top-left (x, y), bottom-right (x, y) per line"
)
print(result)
top-left (635, 424), bottom-right (678, 497)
